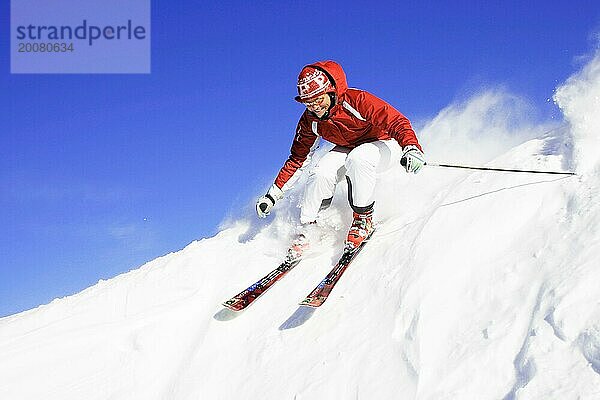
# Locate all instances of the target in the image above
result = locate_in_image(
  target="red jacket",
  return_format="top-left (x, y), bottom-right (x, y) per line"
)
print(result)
top-left (275, 60), bottom-right (422, 191)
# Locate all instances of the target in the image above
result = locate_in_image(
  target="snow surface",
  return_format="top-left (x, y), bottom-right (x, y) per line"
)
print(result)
top-left (1, 53), bottom-right (600, 399)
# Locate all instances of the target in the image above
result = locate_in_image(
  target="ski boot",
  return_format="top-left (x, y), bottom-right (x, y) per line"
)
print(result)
top-left (285, 233), bottom-right (310, 264)
top-left (285, 222), bottom-right (318, 264)
top-left (345, 208), bottom-right (374, 251)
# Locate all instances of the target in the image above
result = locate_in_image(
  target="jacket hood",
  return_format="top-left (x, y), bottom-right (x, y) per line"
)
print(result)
top-left (294, 60), bottom-right (348, 102)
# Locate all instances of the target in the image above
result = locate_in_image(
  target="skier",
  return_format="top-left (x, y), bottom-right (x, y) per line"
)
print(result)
top-left (256, 60), bottom-right (425, 252)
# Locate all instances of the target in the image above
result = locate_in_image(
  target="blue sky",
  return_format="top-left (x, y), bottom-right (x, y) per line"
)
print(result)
top-left (1, 1), bottom-right (599, 317)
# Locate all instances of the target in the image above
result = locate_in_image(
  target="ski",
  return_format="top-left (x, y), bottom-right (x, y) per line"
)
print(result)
top-left (222, 248), bottom-right (304, 312)
top-left (300, 229), bottom-right (375, 308)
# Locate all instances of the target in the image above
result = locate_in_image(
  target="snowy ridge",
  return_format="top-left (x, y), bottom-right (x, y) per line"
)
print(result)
top-left (1, 53), bottom-right (600, 399)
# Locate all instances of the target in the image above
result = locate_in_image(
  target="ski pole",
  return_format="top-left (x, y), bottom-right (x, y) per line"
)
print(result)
top-left (401, 158), bottom-right (576, 175)
top-left (426, 162), bottom-right (576, 175)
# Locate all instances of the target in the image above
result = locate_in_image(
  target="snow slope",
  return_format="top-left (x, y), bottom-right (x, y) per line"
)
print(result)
top-left (1, 53), bottom-right (600, 399)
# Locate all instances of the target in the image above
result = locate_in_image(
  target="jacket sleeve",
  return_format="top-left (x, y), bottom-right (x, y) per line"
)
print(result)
top-left (274, 116), bottom-right (319, 191)
top-left (353, 91), bottom-right (423, 152)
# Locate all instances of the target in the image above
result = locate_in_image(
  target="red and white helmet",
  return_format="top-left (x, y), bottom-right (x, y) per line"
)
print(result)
top-left (295, 66), bottom-right (334, 102)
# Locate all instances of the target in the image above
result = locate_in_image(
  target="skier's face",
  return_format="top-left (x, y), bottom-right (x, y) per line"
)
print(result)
top-left (303, 93), bottom-right (331, 118)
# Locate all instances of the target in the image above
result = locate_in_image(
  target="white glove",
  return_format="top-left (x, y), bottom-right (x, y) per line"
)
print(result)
top-left (401, 145), bottom-right (426, 174)
top-left (256, 184), bottom-right (284, 218)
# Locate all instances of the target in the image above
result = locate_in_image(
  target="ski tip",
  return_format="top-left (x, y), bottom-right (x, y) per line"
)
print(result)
top-left (299, 297), bottom-right (326, 308)
top-left (299, 303), bottom-right (320, 308)
top-left (222, 301), bottom-right (244, 312)
top-left (214, 307), bottom-right (242, 321)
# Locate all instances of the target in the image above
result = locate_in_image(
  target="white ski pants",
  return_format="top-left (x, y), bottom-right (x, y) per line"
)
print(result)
top-left (300, 139), bottom-right (403, 224)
